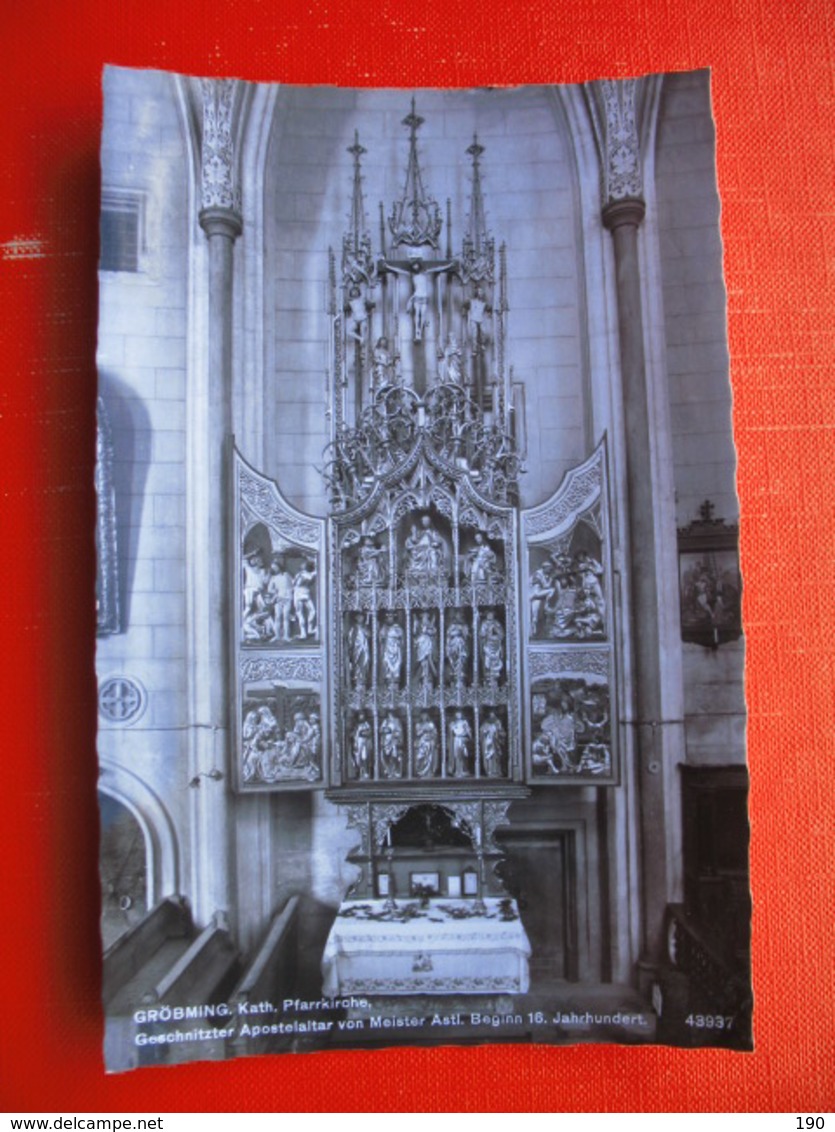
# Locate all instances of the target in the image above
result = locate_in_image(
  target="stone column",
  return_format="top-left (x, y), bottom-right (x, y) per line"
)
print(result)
top-left (596, 80), bottom-right (669, 970)
top-left (189, 79), bottom-right (243, 927)
top-left (602, 195), bottom-right (668, 961)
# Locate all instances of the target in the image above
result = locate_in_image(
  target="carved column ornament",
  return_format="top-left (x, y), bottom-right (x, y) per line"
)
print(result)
top-left (587, 78), bottom-right (644, 209)
top-left (199, 78), bottom-right (243, 220)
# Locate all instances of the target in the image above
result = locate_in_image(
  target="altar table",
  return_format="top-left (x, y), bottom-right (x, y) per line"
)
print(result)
top-left (321, 898), bottom-right (531, 996)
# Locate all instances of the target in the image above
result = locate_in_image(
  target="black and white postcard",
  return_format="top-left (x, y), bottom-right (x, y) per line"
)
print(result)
top-left (96, 67), bottom-right (751, 1071)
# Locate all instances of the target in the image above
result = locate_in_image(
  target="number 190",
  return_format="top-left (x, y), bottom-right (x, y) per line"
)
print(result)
top-left (796, 1118), bottom-right (824, 1129)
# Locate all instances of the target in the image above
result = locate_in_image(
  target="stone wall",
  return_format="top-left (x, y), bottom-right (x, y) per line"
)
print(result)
top-left (655, 70), bottom-right (746, 766)
top-left (96, 66), bottom-right (193, 892)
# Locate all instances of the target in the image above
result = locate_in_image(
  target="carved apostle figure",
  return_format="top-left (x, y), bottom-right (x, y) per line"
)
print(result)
top-left (413, 610), bottom-right (438, 688)
top-left (465, 532), bottom-right (498, 584)
top-left (480, 710), bottom-right (506, 778)
top-left (445, 613), bottom-right (470, 685)
top-left (479, 610), bottom-right (504, 683)
top-left (352, 712), bottom-right (373, 779)
top-left (405, 515), bottom-right (447, 584)
top-left (348, 614), bottom-right (371, 690)
top-left (379, 614), bottom-right (405, 687)
top-left (414, 712), bottom-right (439, 778)
top-left (380, 711), bottom-right (404, 778)
top-left (448, 710), bottom-right (473, 777)
top-left (355, 535), bottom-right (386, 586)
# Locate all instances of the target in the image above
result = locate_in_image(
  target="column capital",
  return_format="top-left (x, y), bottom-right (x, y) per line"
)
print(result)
top-left (200, 77), bottom-right (242, 215)
top-left (199, 205), bottom-right (243, 242)
top-left (586, 77), bottom-right (648, 209)
top-left (602, 197), bottom-right (646, 232)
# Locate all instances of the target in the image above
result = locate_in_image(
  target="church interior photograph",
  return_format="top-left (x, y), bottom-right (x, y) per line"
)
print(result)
top-left (95, 67), bottom-right (751, 1071)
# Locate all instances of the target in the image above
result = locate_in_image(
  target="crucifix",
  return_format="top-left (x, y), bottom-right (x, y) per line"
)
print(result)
top-left (378, 252), bottom-right (458, 391)
top-left (380, 100), bottom-right (459, 393)
top-left (378, 253), bottom-right (457, 342)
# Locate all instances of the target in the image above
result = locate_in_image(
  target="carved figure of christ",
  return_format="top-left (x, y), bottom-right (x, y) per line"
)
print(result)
top-left (379, 255), bottom-right (457, 346)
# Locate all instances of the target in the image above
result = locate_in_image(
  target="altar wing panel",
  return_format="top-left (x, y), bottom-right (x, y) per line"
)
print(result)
top-left (233, 445), bottom-right (329, 791)
top-left (520, 439), bottom-right (618, 785)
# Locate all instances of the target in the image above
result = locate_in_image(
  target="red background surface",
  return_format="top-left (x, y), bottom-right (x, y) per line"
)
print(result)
top-left (1, 0), bottom-right (833, 1113)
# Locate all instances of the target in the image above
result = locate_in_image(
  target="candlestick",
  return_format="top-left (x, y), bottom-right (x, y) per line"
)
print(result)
top-left (383, 844), bottom-right (397, 913)
top-left (473, 846), bottom-right (487, 916)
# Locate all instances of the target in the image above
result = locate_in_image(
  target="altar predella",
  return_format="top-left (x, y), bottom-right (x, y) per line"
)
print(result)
top-left (95, 69), bottom-right (751, 1071)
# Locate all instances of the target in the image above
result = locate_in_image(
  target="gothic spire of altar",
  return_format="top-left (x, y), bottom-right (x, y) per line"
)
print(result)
top-left (388, 98), bottom-right (443, 250)
top-left (326, 100), bottom-right (518, 497)
top-left (462, 135), bottom-right (495, 283)
top-left (342, 130), bottom-right (375, 286)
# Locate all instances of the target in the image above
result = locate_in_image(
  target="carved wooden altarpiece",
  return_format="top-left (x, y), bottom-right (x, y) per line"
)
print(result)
top-left (231, 102), bottom-right (619, 833)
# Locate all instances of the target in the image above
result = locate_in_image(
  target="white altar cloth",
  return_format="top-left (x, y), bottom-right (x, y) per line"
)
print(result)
top-left (321, 898), bottom-right (531, 996)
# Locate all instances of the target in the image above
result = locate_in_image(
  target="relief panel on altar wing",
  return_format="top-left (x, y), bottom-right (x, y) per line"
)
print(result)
top-left (233, 448), bottom-right (328, 792)
top-left (521, 439), bottom-right (618, 785)
top-left (241, 677), bottom-right (322, 786)
top-left (530, 672), bottom-right (611, 780)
